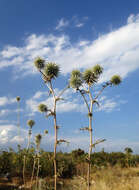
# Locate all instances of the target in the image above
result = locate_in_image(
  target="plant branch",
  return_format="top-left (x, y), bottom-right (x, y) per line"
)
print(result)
top-left (57, 84), bottom-right (70, 99)
top-left (79, 89), bottom-right (90, 112)
top-left (94, 82), bottom-right (110, 100)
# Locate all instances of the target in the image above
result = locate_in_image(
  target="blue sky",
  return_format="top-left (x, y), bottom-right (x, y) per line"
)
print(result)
top-left (0, 0), bottom-right (139, 153)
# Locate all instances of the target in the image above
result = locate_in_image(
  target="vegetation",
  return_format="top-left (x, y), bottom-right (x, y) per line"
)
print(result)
top-left (34, 57), bottom-right (69, 190)
top-left (70, 65), bottom-right (121, 190)
top-left (0, 148), bottom-right (139, 189)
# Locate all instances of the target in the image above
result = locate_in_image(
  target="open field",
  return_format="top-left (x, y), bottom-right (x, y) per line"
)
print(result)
top-left (0, 167), bottom-right (139, 190)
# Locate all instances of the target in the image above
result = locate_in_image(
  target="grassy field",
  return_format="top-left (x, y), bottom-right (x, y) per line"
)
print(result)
top-left (66, 167), bottom-right (139, 190)
top-left (0, 167), bottom-right (139, 190)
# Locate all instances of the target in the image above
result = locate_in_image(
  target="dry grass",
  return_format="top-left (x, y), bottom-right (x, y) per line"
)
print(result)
top-left (62, 167), bottom-right (139, 190)
top-left (1, 167), bottom-right (139, 190)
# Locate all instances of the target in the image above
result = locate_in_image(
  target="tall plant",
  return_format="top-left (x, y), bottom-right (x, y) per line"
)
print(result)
top-left (34, 57), bottom-right (69, 190)
top-left (35, 134), bottom-right (42, 186)
top-left (16, 96), bottom-right (21, 137)
top-left (70, 65), bottom-right (121, 190)
top-left (23, 120), bottom-right (35, 186)
top-left (27, 120), bottom-right (35, 150)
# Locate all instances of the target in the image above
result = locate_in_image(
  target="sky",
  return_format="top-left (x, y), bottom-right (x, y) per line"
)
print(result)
top-left (0, 0), bottom-right (139, 153)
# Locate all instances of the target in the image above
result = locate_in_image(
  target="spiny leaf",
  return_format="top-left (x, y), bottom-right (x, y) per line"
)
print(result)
top-left (93, 100), bottom-right (100, 107)
top-left (57, 139), bottom-right (69, 145)
top-left (80, 127), bottom-right (90, 131)
top-left (91, 139), bottom-right (106, 147)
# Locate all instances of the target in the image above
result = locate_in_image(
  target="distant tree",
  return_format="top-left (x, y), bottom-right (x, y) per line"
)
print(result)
top-left (70, 65), bottom-right (121, 190)
top-left (34, 57), bottom-right (69, 190)
top-left (124, 147), bottom-right (133, 155)
top-left (124, 147), bottom-right (133, 167)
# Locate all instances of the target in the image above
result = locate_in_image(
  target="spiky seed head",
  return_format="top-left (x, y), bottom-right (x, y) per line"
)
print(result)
top-left (34, 57), bottom-right (45, 70)
top-left (38, 104), bottom-right (48, 113)
top-left (35, 134), bottom-right (42, 146)
top-left (110, 75), bottom-right (121, 85)
top-left (43, 63), bottom-right (60, 80)
top-left (71, 70), bottom-right (82, 78)
top-left (27, 120), bottom-right (35, 128)
top-left (83, 69), bottom-right (98, 85)
top-left (70, 76), bottom-right (82, 89)
top-left (44, 130), bottom-right (48, 134)
top-left (92, 64), bottom-right (103, 75)
top-left (16, 96), bottom-right (20, 102)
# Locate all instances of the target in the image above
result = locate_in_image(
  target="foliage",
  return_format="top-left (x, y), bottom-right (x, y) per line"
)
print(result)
top-left (0, 148), bottom-right (139, 180)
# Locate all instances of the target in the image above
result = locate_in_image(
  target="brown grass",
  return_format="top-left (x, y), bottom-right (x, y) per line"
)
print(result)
top-left (61, 167), bottom-right (139, 190)
top-left (1, 167), bottom-right (139, 190)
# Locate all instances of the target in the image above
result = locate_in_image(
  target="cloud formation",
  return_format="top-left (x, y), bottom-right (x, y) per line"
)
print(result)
top-left (26, 88), bottom-right (125, 115)
top-left (55, 18), bottom-right (69, 30)
top-left (0, 14), bottom-right (139, 82)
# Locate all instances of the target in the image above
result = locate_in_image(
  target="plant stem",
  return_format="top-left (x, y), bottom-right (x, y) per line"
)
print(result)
top-left (50, 81), bottom-right (57, 190)
top-left (17, 100), bottom-right (20, 137)
top-left (54, 108), bottom-right (57, 190)
top-left (23, 155), bottom-right (26, 187)
top-left (30, 157), bottom-right (36, 188)
top-left (88, 86), bottom-right (93, 190)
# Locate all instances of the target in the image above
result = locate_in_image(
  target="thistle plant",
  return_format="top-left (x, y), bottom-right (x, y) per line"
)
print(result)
top-left (70, 65), bottom-right (121, 190)
top-left (23, 119), bottom-right (35, 187)
top-left (35, 134), bottom-right (42, 186)
top-left (27, 120), bottom-right (35, 150)
top-left (16, 96), bottom-right (21, 137)
top-left (34, 57), bottom-right (69, 190)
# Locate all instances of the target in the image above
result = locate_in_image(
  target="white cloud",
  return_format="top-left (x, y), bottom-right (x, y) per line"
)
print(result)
top-left (26, 87), bottom-right (126, 115)
top-left (0, 123), bottom-right (139, 153)
top-left (96, 95), bottom-right (127, 112)
top-left (0, 124), bottom-right (28, 146)
top-left (0, 108), bottom-right (23, 117)
top-left (0, 96), bottom-right (16, 106)
top-left (26, 88), bottom-right (86, 115)
top-left (0, 14), bottom-right (139, 83)
top-left (75, 23), bottom-right (84, 28)
top-left (0, 109), bottom-right (10, 116)
top-left (55, 18), bottom-right (69, 30)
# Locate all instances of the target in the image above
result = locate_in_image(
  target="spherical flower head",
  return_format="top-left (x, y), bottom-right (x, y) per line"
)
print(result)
top-left (83, 69), bottom-right (98, 85)
top-left (92, 64), bottom-right (103, 75)
top-left (27, 120), bottom-right (35, 128)
top-left (44, 130), bottom-right (48, 135)
top-left (70, 75), bottom-right (82, 89)
top-left (110, 75), bottom-right (121, 85)
top-left (38, 103), bottom-right (48, 113)
top-left (43, 63), bottom-right (60, 80)
top-left (34, 57), bottom-right (45, 70)
top-left (16, 96), bottom-right (20, 102)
